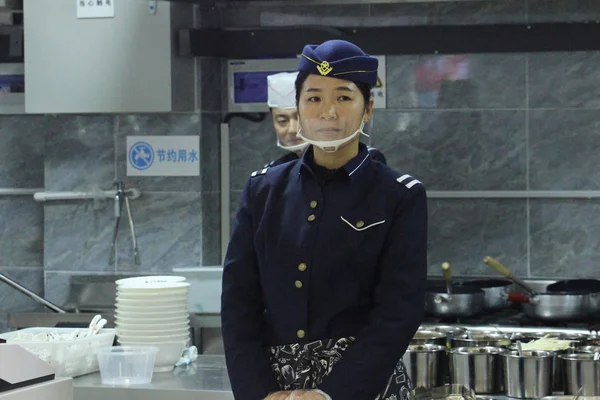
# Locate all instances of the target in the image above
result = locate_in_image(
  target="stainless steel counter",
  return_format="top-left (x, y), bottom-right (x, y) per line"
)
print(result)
top-left (73, 355), bottom-right (233, 400)
top-left (71, 354), bottom-right (600, 400)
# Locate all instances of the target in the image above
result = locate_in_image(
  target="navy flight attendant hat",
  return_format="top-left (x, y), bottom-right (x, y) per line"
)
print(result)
top-left (297, 39), bottom-right (379, 87)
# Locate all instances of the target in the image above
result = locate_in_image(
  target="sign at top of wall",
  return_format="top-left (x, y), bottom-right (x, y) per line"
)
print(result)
top-left (76, 0), bottom-right (115, 19)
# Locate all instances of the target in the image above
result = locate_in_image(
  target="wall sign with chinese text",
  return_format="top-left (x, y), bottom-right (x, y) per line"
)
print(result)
top-left (77, 0), bottom-right (115, 19)
top-left (127, 136), bottom-right (200, 177)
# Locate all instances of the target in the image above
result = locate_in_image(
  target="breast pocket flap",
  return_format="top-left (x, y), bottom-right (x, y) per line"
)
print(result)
top-left (340, 215), bottom-right (386, 232)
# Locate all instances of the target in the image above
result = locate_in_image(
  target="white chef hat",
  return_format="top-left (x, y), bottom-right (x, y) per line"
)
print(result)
top-left (267, 72), bottom-right (298, 110)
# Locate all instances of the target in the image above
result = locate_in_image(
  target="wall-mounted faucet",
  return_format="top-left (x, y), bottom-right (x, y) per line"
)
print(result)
top-left (108, 181), bottom-right (141, 266)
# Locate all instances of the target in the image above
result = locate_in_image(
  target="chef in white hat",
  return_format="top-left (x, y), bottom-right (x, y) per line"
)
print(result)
top-left (264, 72), bottom-right (387, 168)
top-left (264, 71), bottom-right (309, 168)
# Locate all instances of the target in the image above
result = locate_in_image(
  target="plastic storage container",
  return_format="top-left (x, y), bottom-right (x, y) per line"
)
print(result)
top-left (0, 327), bottom-right (116, 378)
top-left (97, 346), bottom-right (158, 386)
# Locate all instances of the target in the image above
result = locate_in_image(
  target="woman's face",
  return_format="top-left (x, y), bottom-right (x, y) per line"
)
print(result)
top-left (298, 75), bottom-right (373, 142)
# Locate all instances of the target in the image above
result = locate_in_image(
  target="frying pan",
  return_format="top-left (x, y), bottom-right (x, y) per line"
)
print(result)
top-left (483, 256), bottom-right (591, 321)
top-left (424, 262), bottom-right (485, 318)
top-left (460, 279), bottom-right (513, 310)
top-left (547, 279), bottom-right (600, 293)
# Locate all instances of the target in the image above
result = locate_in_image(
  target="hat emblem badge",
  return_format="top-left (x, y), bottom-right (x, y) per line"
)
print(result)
top-left (317, 61), bottom-right (332, 76)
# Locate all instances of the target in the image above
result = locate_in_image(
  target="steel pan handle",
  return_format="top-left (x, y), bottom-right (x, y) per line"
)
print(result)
top-left (441, 262), bottom-right (452, 295)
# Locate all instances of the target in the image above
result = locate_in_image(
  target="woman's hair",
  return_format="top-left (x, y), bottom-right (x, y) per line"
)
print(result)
top-left (294, 71), bottom-right (372, 110)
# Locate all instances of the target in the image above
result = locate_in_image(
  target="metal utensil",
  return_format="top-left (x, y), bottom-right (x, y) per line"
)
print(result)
top-left (0, 272), bottom-right (66, 313)
top-left (109, 181), bottom-right (141, 266)
top-left (516, 341), bottom-right (523, 357)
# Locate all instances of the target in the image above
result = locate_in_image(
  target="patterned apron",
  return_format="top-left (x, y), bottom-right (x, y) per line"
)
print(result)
top-left (268, 337), bottom-right (412, 400)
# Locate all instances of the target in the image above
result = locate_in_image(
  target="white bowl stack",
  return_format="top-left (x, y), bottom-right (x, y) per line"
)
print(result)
top-left (114, 276), bottom-right (191, 372)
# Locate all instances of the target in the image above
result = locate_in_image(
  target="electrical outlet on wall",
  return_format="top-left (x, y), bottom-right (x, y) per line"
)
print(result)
top-left (76, 0), bottom-right (114, 19)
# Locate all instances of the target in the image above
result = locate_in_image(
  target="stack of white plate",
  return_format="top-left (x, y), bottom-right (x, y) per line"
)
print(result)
top-left (114, 276), bottom-right (190, 372)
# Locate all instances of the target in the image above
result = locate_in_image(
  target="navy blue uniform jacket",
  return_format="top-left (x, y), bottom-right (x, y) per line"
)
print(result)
top-left (221, 144), bottom-right (427, 400)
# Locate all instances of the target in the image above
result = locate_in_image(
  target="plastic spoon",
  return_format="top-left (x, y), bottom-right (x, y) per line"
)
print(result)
top-left (86, 314), bottom-right (102, 337)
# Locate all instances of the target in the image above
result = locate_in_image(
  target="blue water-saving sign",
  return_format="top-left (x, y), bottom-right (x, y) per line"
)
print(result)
top-left (126, 136), bottom-right (200, 177)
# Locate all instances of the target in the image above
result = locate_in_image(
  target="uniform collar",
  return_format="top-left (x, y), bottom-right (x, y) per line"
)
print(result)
top-left (299, 143), bottom-right (372, 183)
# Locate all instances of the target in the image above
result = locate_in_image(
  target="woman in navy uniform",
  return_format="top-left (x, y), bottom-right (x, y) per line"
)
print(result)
top-left (222, 39), bottom-right (427, 400)
top-left (264, 71), bottom-right (387, 169)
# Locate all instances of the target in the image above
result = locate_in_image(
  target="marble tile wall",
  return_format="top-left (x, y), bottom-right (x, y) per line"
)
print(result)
top-left (0, 112), bottom-right (219, 318)
top-left (208, 0), bottom-right (600, 280)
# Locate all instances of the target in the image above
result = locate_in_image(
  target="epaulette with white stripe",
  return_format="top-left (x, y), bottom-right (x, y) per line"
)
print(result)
top-left (397, 174), bottom-right (422, 189)
top-left (251, 167), bottom-right (269, 177)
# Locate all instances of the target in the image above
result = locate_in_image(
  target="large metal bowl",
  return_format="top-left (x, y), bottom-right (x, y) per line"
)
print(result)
top-left (411, 329), bottom-right (447, 346)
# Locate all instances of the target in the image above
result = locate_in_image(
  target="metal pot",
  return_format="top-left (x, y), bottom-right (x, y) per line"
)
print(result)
top-left (449, 346), bottom-right (506, 394)
top-left (575, 345), bottom-right (600, 353)
top-left (546, 278), bottom-right (600, 293)
top-left (425, 286), bottom-right (485, 318)
top-left (509, 343), bottom-right (569, 393)
top-left (484, 256), bottom-right (591, 321)
top-left (449, 331), bottom-right (511, 348)
top-left (590, 292), bottom-right (600, 315)
top-left (425, 262), bottom-right (486, 318)
top-left (547, 279), bottom-right (600, 315)
top-left (402, 344), bottom-right (447, 390)
top-left (411, 329), bottom-right (447, 346)
top-left (461, 279), bottom-right (513, 310)
top-left (502, 350), bottom-right (554, 399)
top-left (560, 353), bottom-right (600, 396)
top-left (507, 291), bottom-right (591, 321)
